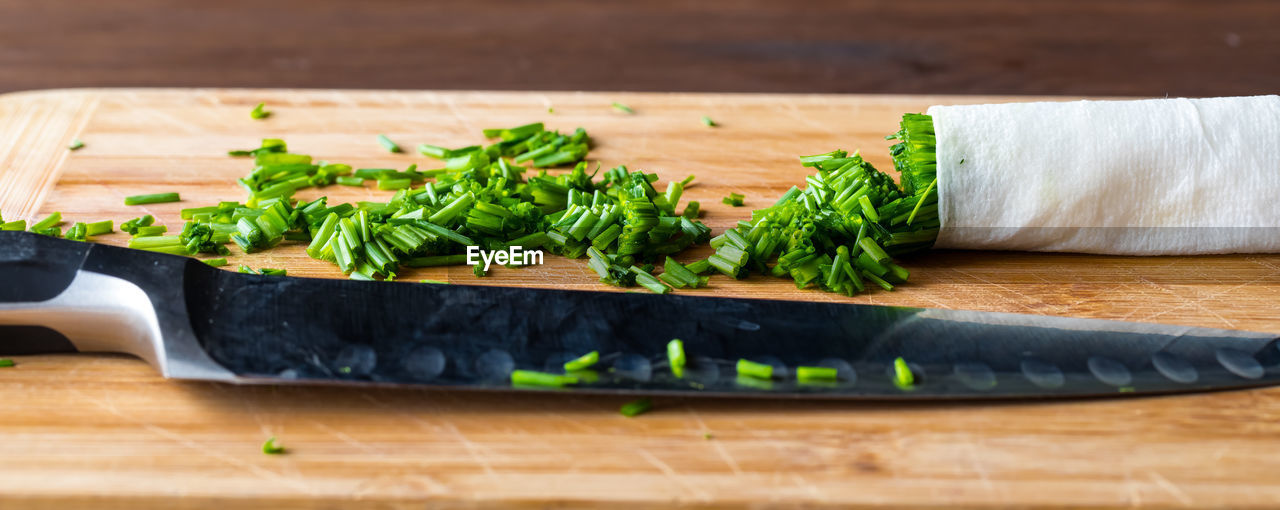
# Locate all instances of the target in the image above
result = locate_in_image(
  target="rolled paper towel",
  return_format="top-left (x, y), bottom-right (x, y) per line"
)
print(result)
top-left (927, 95), bottom-right (1280, 255)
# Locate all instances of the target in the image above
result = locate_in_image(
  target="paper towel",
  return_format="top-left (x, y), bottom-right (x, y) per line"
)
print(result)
top-left (927, 96), bottom-right (1280, 255)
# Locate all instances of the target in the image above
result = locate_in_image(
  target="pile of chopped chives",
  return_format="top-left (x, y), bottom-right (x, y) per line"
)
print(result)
top-left (671, 136), bottom-right (939, 296)
top-left (116, 122), bottom-right (710, 291)
top-left (12, 112), bottom-right (943, 298)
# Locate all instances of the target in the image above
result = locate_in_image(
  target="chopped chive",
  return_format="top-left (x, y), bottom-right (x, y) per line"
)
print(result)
top-left (721, 193), bottom-right (744, 207)
top-left (619, 397), bottom-right (652, 417)
top-left (335, 176), bottom-right (364, 187)
top-left (667, 339), bottom-right (686, 378)
top-left (376, 134), bottom-right (402, 153)
top-left (563, 351), bottom-right (600, 371)
top-left (133, 225), bottom-right (168, 237)
top-left (892, 357), bottom-right (914, 389)
top-left (736, 359), bottom-right (773, 380)
top-left (68, 139), bottom-right (85, 151)
top-left (511, 369), bottom-right (578, 388)
top-left (30, 212), bottom-right (62, 232)
top-left (261, 436), bottom-right (285, 454)
top-left (124, 192), bottom-right (180, 205)
top-left (611, 102), bottom-right (634, 114)
top-left (1, 220), bottom-right (26, 231)
top-left (84, 220), bottom-right (113, 236)
top-left (700, 116), bottom-right (717, 127)
top-left (0, 359), bottom-right (13, 368)
top-left (796, 366), bottom-right (838, 383)
top-left (250, 103), bottom-right (270, 120)
top-left (419, 279), bottom-right (448, 284)
top-left (202, 258), bottom-right (229, 267)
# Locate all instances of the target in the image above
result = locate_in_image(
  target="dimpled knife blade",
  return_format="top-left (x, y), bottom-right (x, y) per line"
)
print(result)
top-left (2, 230), bottom-right (1279, 399)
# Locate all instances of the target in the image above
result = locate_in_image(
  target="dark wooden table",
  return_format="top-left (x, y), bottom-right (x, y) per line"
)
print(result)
top-left (0, 0), bottom-right (1275, 96)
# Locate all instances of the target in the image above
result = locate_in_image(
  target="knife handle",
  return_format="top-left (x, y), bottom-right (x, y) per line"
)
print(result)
top-left (0, 232), bottom-right (164, 363)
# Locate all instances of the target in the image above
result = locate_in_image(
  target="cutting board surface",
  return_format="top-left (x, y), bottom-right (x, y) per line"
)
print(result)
top-left (3, 89), bottom-right (1280, 509)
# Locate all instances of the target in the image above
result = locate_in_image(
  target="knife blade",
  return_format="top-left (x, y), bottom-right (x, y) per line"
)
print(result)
top-left (2, 230), bottom-right (1278, 399)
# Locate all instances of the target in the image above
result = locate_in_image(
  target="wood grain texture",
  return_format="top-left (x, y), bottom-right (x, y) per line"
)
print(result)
top-left (3, 88), bottom-right (1280, 509)
top-left (0, 0), bottom-right (1278, 97)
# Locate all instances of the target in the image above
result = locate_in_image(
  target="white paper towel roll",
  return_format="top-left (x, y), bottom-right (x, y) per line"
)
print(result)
top-left (927, 96), bottom-right (1280, 255)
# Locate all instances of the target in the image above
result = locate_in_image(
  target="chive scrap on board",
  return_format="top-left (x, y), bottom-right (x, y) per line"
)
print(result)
top-left (85, 220), bottom-right (113, 236)
top-left (0, 359), bottom-right (13, 368)
top-left (261, 436), bottom-right (285, 454)
top-left (68, 139), bottom-right (85, 151)
top-left (721, 193), bottom-right (744, 207)
top-left (376, 134), bottom-right (403, 153)
top-left (250, 103), bottom-right (270, 120)
top-left (124, 193), bottom-right (180, 206)
top-left (202, 258), bottom-right (228, 267)
top-left (701, 116), bottom-right (717, 127)
top-left (563, 351), bottom-right (600, 371)
top-left (619, 397), bottom-right (652, 417)
top-left (30, 212), bottom-right (62, 232)
top-left (611, 102), bottom-right (634, 114)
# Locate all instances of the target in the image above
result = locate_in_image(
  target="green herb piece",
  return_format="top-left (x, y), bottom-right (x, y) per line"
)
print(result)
top-left (419, 279), bottom-right (448, 284)
top-left (700, 116), bottom-right (717, 127)
top-left (721, 193), bottom-right (744, 207)
top-left (702, 432), bottom-right (713, 440)
top-left (0, 359), bottom-right (13, 368)
top-left (133, 225), bottom-right (168, 237)
top-left (203, 258), bottom-right (228, 267)
top-left (30, 212), bottom-right (62, 232)
top-left (612, 102), bottom-right (634, 114)
top-left (119, 215), bottom-right (154, 235)
top-left (796, 366), bottom-right (838, 383)
top-left (124, 192), bottom-right (180, 206)
top-left (563, 351), bottom-right (600, 371)
top-left (335, 176), bottom-right (364, 187)
top-left (68, 139), bottom-right (85, 151)
top-left (511, 369), bottom-right (578, 388)
top-left (629, 266), bottom-right (671, 294)
top-left (736, 359), bottom-right (773, 380)
top-left (64, 222), bottom-right (89, 241)
top-left (376, 134), bottom-right (402, 153)
top-left (619, 397), bottom-right (652, 417)
top-left (667, 339), bottom-right (686, 378)
top-left (0, 220), bottom-right (26, 231)
top-left (681, 201), bottom-right (700, 219)
top-left (892, 357), bottom-right (914, 389)
top-left (250, 103), bottom-right (270, 120)
top-left (261, 436), bottom-right (285, 454)
top-left (84, 220), bottom-right (113, 236)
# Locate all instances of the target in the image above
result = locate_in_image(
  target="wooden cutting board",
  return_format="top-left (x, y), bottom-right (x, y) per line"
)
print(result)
top-left (3, 89), bottom-right (1280, 509)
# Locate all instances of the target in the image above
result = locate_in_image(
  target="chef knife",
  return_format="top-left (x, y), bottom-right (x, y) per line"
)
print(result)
top-left (1, 230), bottom-right (1277, 399)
